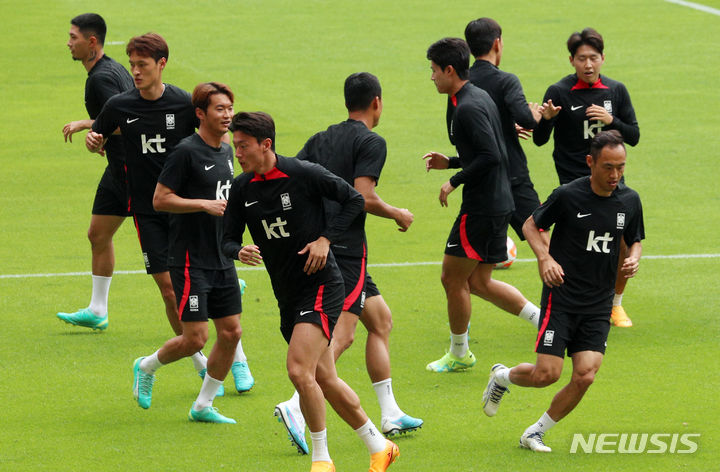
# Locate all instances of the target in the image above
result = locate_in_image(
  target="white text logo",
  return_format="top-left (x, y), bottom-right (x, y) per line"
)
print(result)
top-left (583, 120), bottom-right (605, 139)
top-left (216, 180), bottom-right (231, 200)
top-left (261, 217), bottom-right (291, 239)
top-left (140, 134), bottom-right (166, 154)
top-left (570, 433), bottom-right (700, 454)
top-left (586, 230), bottom-right (613, 253)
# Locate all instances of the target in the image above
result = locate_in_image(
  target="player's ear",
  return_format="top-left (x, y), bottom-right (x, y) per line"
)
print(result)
top-left (586, 154), bottom-right (593, 168)
top-left (195, 107), bottom-right (205, 122)
top-left (158, 57), bottom-right (167, 70)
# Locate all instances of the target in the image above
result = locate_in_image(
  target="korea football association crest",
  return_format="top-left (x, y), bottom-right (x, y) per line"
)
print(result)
top-left (603, 100), bottom-right (613, 114)
top-left (165, 113), bottom-right (175, 130)
top-left (281, 192), bottom-right (292, 211)
top-left (617, 212), bottom-right (626, 230)
top-left (543, 330), bottom-right (555, 346)
top-left (189, 295), bottom-right (199, 312)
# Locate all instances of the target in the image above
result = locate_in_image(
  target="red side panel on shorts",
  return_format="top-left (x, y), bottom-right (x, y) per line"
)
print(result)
top-left (132, 214), bottom-right (141, 244)
top-left (459, 214), bottom-right (483, 261)
top-left (314, 285), bottom-right (331, 340)
top-left (343, 244), bottom-right (367, 311)
top-left (177, 251), bottom-right (191, 320)
top-left (535, 292), bottom-right (552, 352)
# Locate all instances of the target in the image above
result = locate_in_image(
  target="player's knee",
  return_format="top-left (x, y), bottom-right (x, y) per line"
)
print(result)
top-left (287, 366), bottom-right (313, 392)
top-left (332, 328), bottom-right (355, 353)
top-left (366, 312), bottom-right (392, 338)
top-left (469, 278), bottom-right (489, 297)
top-left (183, 332), bottom-right (208, 354)
top-left (218, 324), bottom-right (242, 346)
top-left (87, 226), bottom-right (111, 248)
top-left (572, 369), bottom-right (596, 391)
top-left (532, 368), bottom-right (560, 387)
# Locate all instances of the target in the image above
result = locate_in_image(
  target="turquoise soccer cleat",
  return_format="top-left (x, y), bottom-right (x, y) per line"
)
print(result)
top-left (188, 403), bottom-right (236, 424)
top-left (274, 401), bottom-right (309, 454)
top-left (132, 357), bottom-right (155, 409)
top-left (57, 308), bottom-right (108, 331)
top-left (426, 350), bottom-right (476, 372)
top-left (381, 414), bottom-right (424, 437)
top-left (231, 361), bottom-right (255, 393)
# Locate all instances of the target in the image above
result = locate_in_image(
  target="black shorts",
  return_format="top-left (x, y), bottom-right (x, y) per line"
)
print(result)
top-left (132, 212), bottom-right (169, 274)
top-left (335, 252), bottom-right (380, 316)
top-left (535, 302), bottom-right (611, 358)
top-left (509, 177), bottom-right (540, 241)
top-left (170, 266), bottom-right (242, 322)
top-left (445, 213), bottom-right (511, 263)
top-left (279, 281), bottom-right (344, 344)
top-left (92, 166), bottom-right (130, 217)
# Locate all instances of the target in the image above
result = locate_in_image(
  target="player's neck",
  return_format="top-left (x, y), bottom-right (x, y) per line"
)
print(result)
top-left (256, 151), bottom-right (277, 175)
top-left (197, 127), bottom-right (223, 148)
top-left (140, 82), bottom-right (165, 101)
top-left (475, 54), bottom-right (499, 67)
top-left (347, 111), bottom-right (374, 130)
top-left (83, 49), bottom-right (104, 72)
top-left (447, 79), bottom-right (468, 98)
top-left (589, 177), bottom-right (612, 197)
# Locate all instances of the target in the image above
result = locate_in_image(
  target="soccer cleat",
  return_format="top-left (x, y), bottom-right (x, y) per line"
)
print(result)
top-left (381, 414), bottom-right (424, 437)
top-left (56, 308), bottom-right (108, 331)
top-left (482, 363), bottom-right (509, 417)
top-left (239, 278), bottom-right (247, 296)
top-left (132, 357), bottom-right (155, 409)
top-left (520, 431), bottom-right (552, 452)
top-left (426, 350), bottom-right (476, 372)
top-left (231, 361), bottom-right (255, 393)
top-left (188, 402), bottom-right (236, 424)
top-left (369, 439), bottom-right (399, 472)
top-left (310, 461), bottom-right (335, 472)
top-left (198, 368), bottom-right (224, 397)
top-left (611, 305), bottom-right (633, 327)
top-left (274, 401), bottom-right (309, 454)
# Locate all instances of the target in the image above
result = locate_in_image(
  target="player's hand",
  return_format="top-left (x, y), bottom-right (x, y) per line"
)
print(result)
top-left (298, 236), bottom-right (330, 274)
top-left (541, 99), bottom-right (561, 120)
top-left (203, 199), bottom-right (227, 216)
top-left (538, 256), bottom-right (564, 287)
top-left (394, 208), bottom-right (414, 232)
top-left (528, 102), bottom-right (543, 123)
top-left (586, 104), bottom-right (613, 125)
top-left (63, 121), bottom-right (87, 143)
top-left (238, 245), bottom-right (262, 266)
top-left (85, 131), bottom-right (106, 156)
top-left (422, 151), bottom-right (450, 171)
top-left (620, 256), bottom-right (639, 279)
top-left (439, 181), bottom-right (455, 207)
top-left (515, 123), bottom-right (533, 140)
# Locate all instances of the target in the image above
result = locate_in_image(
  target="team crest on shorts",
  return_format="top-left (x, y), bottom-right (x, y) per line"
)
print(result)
top-left (360, 291), bottom-right (366, 309)
top-left (189, 295), bottom-right (199, 312)
top-left (281, 193), bottom-right (292, 210)
top-left (603, 100), bottom-right (613, 114)
top-left (617, 212), bottom-right (625, 229)
top-left (543, 330), bottom-right (555, 346)
top-left (165, 113), bottom-right (175, 130)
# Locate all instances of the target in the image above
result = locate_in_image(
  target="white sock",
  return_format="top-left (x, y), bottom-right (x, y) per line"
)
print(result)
top-left (494, 367), bottom-right (512, 388)
top-left (373, 378), bottom-right (403, 420)
top-left (88, 275), bottom-right (112, 316)
top-left (518, 301), bottom-right (540, 328)
top-left (310, 429), bottom-right (331, 462)
top-left (140, 351), bottom-right (163, 374)
top-left (233, 338), bottom-right (247, 363)
top-left (191, 351), bottom-right (207, 372)
top-left (355, 419), bottom-right (386, 454)
top-left (449, 331), bottom-right (469, 358)
top-left (613, 293), bottom-right (623, 307)
top-left (194, 373), bottom-right (222, 410)
top-left (525, 412), bottom-right (557, 435)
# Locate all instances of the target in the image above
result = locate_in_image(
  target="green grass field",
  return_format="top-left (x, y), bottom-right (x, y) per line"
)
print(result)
top-left (1, 0), bottom-right (719, 470)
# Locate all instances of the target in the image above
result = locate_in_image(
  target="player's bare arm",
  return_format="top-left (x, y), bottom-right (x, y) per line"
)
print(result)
top-left (153, 182), bottom-right (227, 216)
top-left (585, 104), bottom-right (613, 125)
top-left (85, 130), bottom-right (107, 156)
top-left (63, 119), bottom-right (94, 143)
top-left (298, 236), bottom-right (330, 275)
top-left (540, 99), bottom-right (561, 120)
top-left (620, 241), bottom-right (642, 279)
top-left (422, 151), bottom-right (450, 171)
top-left (528, 102), bottom-right (544, 123)
top-left (523, 216), bottom-right (564, 287)
top-left (438, 181), bottom-right (456, 207)
top-left (238, 244), bottom-right (262, 266)
top-left (354, 176), bottom-right (413, 232)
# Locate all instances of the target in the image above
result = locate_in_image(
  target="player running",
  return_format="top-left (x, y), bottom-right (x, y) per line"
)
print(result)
top-left (423, 38), bottom-right (540, 373)
top-left (482, 131), bottom-right (644, 452)
top-left (533, 27), bottom-right (640, 327)
top-left (223, 111), bottom-right (399, 472)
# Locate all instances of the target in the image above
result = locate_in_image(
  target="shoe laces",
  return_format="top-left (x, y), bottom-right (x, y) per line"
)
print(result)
top-left (138, 371), bottom-right (155, 395)
top-left (489, 381), bottom-right (508, 403)
top-left (528, 432), bottom-right (546, 445)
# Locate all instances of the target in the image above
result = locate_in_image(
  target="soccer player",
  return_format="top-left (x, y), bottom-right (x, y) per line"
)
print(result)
top-left (423, 38), bottom-right (540, 373)
top-left (533, 27), bottom-right (640, 327)
top-left (223, 112), bottom-right (399, 472)
top-left (272, 72), bottom-right (422, 454)
top-left (464, 18), bottom-right (544, 243)
top-left (129, 82), bottom-right (246, 422)
top-left (86, 34), bottom-right (252, 391)
top-left (482, 130), bottom-right (644, 452)
top-left (56, 13), bottom-right (133, 330)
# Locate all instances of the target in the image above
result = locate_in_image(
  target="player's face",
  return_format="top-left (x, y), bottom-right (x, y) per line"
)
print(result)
top-left (571, 44), bottom-right (605, 85)
top-left (199, 93), bottom-right (234, 137)
top-left (430, 61), bottom-right (452, 94)
top-left (588, 144), bottom-right (626, 196)
top-left (128, 52), bottom-right (165, 91)
top-left (233, 131), bottom-right (270, 173)
top-left (67, 25), bottom-right (90, 61)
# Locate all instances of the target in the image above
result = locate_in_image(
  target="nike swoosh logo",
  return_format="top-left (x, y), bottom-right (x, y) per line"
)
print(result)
top-left (244, 201), bottom-right (258, 207)
top-left (204, 165), bottom-right (215, 171)
top-left (577, 212), bottom-right (591, 218)
top-left (570, 105), bottom-right (583, 111)
top-left (299, 310), bottom-right (313, 316)
top-left (447, 243), bottom-right (459, 248)
top-left (126, 118), bottom-right (139, 123)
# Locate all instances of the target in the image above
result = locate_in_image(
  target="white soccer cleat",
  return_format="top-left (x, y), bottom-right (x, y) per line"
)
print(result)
top-left (482, 363), bottom-right (509, 417)
top-left (520, 431), bottom-right (552, 452)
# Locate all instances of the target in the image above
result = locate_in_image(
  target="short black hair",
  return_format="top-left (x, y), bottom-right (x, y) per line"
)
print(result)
top-left (589, 130), bottom-right (625, 161)
top-left (344, 72), bottom-right (382, 112)
top-left (426, 37), bottom-right (470, 80)
top-left (567, 27), bottom-right (604, 57)
top-left (71, 13), bottom-right (107, 46)
top-left (464, 18), bottom-right (502, 57)
top-left (230, 112), bottom-right (276, 151)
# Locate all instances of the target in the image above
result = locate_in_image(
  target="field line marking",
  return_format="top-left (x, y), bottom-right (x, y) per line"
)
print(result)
top-left (665, 0), bottom-right (720, 15)
top-left (1, 253), bottom-right (718, 279)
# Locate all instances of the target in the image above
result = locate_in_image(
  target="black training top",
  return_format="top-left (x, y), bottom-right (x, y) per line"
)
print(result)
top-left (445, 82), bottom-right (514, 216)
top-left (222, 155), bottom-right (364, 306)
top-left (533, 74), bottom-right (639, 184)
top-left (158, 133), bottom-right (235, 270)
top-left (92, 84), bottom-right (197, 214)
top-left (468, 59), bottom-right (537, 182)
top-left (296, 119), bottom-right (386, 257)
top-left (532, 176), bottom-right (644, 314)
